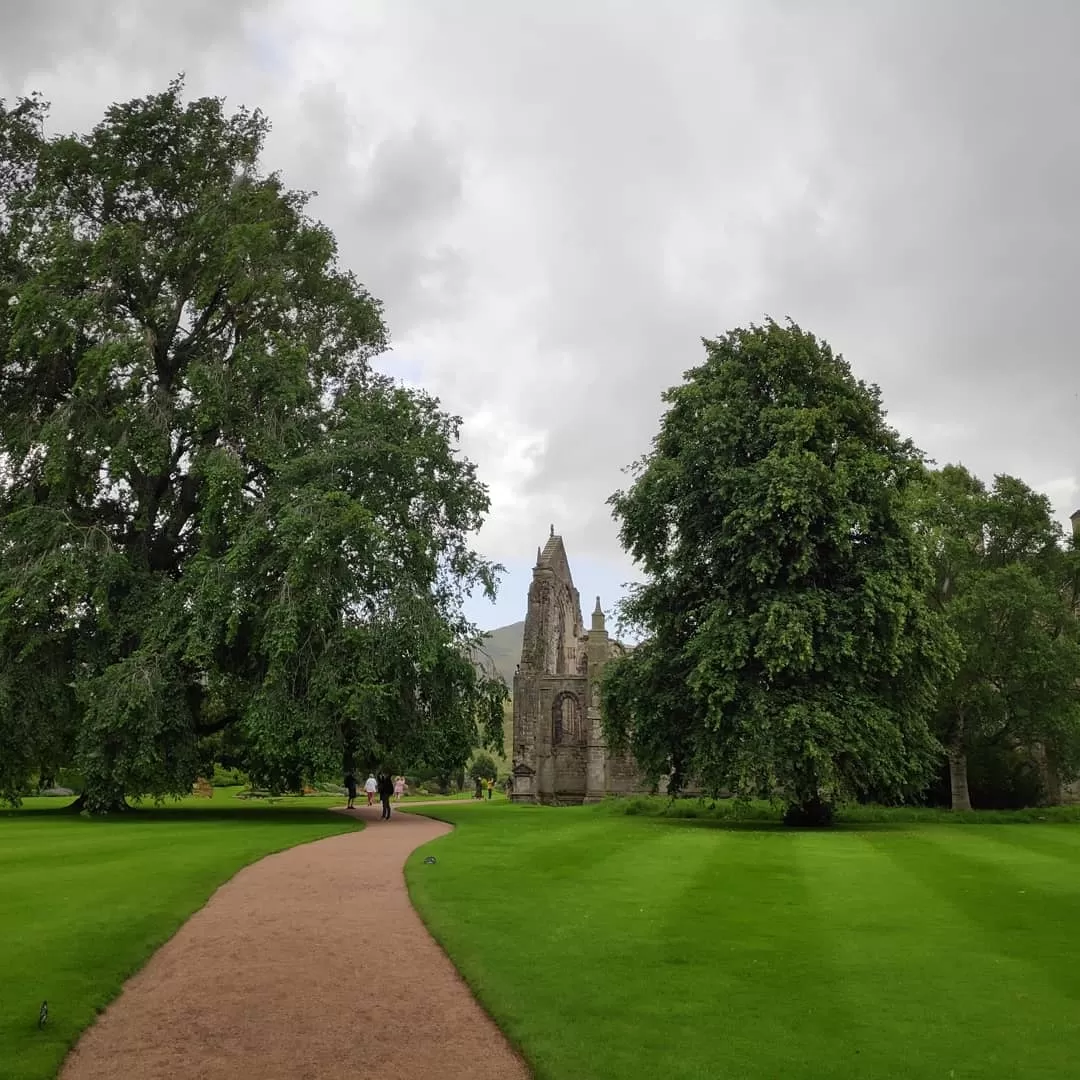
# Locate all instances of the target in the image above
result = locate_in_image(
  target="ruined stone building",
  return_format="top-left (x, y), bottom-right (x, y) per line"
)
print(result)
top-left (511, 528), bottom-right (644, 803)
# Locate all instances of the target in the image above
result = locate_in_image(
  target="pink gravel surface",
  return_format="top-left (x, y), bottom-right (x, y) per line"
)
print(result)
top-left (60, 805), bottom-right (530, 1080)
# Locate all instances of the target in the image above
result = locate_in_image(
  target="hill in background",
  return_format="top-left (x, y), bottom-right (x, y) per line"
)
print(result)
top-left (471, 622), bottom-right (523, 772)
top-left (474, 621), bottom-right (524, 686)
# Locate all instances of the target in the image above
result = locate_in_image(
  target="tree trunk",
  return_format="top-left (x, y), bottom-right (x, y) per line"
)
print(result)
top-left (1034, 743), bottom-right (1062, 806)
top-left (64, 793), bottom-right (132, 814)
top-left (1045, 759), bottom-right (1063, 806)
top-left (948, 743), bottom-right (972, 811)
top-left (784, 796), bottom-right (835, 827)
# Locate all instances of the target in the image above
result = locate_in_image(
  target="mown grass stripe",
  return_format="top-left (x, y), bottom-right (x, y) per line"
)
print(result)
top-left (408, 804), bottom-right (1080, 1080)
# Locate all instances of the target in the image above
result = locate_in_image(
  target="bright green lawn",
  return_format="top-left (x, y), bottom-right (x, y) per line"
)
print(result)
top-left (1, 788), bottom-right (359, 1080)
top-left (407, 790), bottom-right (508, 802)
top-left (406, 802), bottom-right (1080, 1080)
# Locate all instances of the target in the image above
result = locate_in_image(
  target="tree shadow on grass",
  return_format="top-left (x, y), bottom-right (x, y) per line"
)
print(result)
top-left (630, 816), bottom-right (928, 833)
top-left (0, 799), bottom-right (354, 828)
top-left (632, 815), bottom-right (921, 834)
top-left (611, 797), bottom-right (1080, 833)
top-left (629, 813), bottom-right (1080, 834)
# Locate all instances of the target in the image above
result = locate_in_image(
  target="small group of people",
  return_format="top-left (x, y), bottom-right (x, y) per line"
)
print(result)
top-left (344, 771), bottom-right (407, 820)
top-left (473, 775), bottom-right (496, 800)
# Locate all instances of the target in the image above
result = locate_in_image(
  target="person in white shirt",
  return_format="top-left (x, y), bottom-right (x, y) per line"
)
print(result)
top-left (364, 773), bottom-right (378, 807)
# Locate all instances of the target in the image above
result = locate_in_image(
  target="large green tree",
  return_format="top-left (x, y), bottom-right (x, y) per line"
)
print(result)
top-left (916, 466), bottom-right (1080, 809)
top-left (603, 320), bottom-right (956, 824)
top-left (0, 81), bottom-right (504, 810)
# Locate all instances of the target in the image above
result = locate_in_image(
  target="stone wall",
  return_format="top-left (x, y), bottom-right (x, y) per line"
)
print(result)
top-left (553, 744), bottom-right (589, 799)
top-left (606, 747), bottom-right (644, 795)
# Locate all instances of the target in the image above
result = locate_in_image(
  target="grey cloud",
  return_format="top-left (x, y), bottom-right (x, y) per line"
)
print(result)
top-left (265, 82), bottom-right (468, 336)
top-left (748, 2), bottom-right (1080, 504)
top-left (0, 0), bottom-right (275, 88)
top-left (350, 124), bottom-right (468, 330)
top-left (376, 0), bottom-right (1080, 555)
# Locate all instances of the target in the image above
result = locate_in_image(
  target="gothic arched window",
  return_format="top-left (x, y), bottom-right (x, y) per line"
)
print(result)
top-left (552, 692), bottom-right (581, 745)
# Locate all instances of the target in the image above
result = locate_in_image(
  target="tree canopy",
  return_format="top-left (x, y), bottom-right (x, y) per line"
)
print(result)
top-left (915, 465), bottom-right (1080, 809)
top-left (468, 751), bottom-right (498, 783)
top-left (603, 320), bottom-right (957, 824)
top-left (0, 80), bottom-right (504, 810)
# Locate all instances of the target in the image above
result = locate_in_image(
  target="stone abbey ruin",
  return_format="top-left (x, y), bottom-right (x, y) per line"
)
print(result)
top-left (510, 528), bottom-right (644, 804)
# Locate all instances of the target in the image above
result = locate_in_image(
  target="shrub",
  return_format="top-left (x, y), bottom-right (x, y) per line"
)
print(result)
top-left (211, 765), bottom-right (248, 788)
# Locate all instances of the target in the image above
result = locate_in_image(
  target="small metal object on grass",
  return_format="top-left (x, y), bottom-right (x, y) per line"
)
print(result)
top-left (423, 856), bottom-right (437, 864)
top-left (39, 1000), bottom-right (48, 1029)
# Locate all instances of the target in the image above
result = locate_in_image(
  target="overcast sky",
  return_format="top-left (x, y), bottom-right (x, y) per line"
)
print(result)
top-left (3, 0), bottom-right (1079, 633)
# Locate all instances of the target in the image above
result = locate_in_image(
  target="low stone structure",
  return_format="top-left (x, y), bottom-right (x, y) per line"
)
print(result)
top-left (510, 528), bottom-right (644, 804)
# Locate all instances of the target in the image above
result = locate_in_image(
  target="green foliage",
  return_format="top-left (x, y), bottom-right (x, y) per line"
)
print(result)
top-left (603, 320), bottom-right (956, 822)
top-left (468, 750), bottom-right (497, 782)
top-left (0, 80), bottom-right (504, 810)
top-left (914, 465), bottom-right (1080, 804)
top-left (210, 763), bottom-right (248, 787)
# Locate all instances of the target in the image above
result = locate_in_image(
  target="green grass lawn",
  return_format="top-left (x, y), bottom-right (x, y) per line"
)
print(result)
top-left (0, 787), bottom-right (359, 1080)
top-left (406, 801), bottom-right (1080, 1080)
top-left (403, 789), bottom-right (509, 803)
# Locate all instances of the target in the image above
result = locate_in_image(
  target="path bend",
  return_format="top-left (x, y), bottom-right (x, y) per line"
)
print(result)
top-left (60, 805), bottom-right (529, 1080)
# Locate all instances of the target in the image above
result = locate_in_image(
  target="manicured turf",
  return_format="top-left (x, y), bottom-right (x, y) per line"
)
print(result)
top-left (402, 789), bottom-right (508, 803)
top-left (0, 788), bottom-right (359, 1080)
top-left (406, 802), bottom-right (1080, 1080)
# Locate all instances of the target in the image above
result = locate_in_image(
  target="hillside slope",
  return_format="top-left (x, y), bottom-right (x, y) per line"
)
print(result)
top-left (474, 621), bottom-right (524, 686)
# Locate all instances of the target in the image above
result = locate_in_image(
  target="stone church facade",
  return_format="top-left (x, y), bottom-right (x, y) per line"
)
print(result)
top-left (511, 528), bottom-right (644, 804)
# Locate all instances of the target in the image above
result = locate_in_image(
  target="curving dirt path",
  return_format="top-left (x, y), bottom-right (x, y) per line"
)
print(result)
top-left (61, 804), bottom-right (530, 1080)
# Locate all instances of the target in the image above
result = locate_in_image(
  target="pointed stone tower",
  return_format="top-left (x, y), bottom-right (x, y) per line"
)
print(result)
top-left (511, 532), bottom-right (643, 804)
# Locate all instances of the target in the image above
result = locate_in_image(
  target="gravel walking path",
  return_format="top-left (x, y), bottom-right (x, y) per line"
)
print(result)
top-left (60, 804), bottom-right (529, 1080)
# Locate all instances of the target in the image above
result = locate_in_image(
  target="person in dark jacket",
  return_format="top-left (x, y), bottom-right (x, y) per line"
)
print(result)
top-left (377, 773), bottom-right (394, 820)
top-left (344, 771), bottom-right (357, 810)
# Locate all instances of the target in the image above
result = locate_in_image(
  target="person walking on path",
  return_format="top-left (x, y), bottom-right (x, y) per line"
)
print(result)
top-left (364, 773), bottom-right (378, 807)
top-left (378, 773), bottom-right (394, 820)
top-left (393, 775), bottom-right (405, 802)
top-left (345, 771), bottom-right (358, 810)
